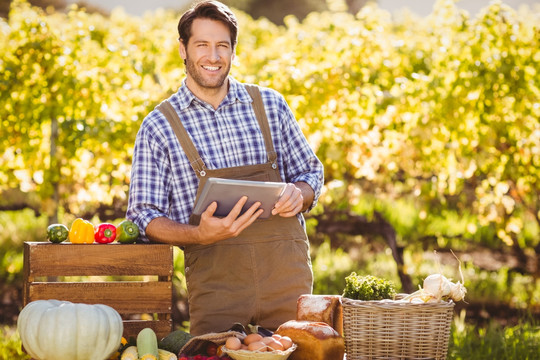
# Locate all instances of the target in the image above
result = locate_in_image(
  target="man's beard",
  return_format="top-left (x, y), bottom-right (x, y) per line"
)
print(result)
top-left (185, 55), bottom-right (230, 89)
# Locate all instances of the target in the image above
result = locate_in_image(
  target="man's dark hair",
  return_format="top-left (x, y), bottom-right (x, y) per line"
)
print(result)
top-left (178, 1), bottom-right (238, 48)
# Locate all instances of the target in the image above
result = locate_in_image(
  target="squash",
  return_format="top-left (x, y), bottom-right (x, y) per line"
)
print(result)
top-left (137, 327), bottom-right (160, 360)
top-left (17, 299), bottom-right (124, 360)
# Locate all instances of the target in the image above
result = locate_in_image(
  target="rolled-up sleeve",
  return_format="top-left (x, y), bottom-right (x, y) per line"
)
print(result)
top-left (126, 119), bottom-right (172, 241)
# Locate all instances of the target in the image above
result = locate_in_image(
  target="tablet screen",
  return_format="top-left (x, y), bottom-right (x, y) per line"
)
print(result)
top-left (192, 178), bottom-right (286, 218)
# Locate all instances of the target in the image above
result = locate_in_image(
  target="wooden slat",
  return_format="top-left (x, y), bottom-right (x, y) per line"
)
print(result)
top-left (123, 320), bottom-right (173, 341)
top-left (27, 282), bottom-right (172, 314)
top-left (24, 242), bottom-right (173, 277)
top-left (23, 241), bottom-right (175, 341)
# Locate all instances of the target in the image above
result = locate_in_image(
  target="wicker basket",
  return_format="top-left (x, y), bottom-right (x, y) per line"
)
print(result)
top-left (342, 298), bottom-right (454, 360)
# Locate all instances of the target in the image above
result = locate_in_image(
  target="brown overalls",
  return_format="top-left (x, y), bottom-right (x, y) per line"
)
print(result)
top-left (157, 85), bottom-right (313, 336)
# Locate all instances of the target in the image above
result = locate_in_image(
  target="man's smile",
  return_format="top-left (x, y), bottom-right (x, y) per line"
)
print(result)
top-left (202, 65), bottom-right (221, 71)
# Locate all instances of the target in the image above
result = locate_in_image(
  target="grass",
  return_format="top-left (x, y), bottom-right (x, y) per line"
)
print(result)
top-left (448, 311), bottom-right (540, 359)
top-left (0, 326), bottom-right (30, 360)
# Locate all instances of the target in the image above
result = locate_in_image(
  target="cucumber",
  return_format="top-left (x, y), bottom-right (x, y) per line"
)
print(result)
top-left (137, 328), bottom-right (160, 360)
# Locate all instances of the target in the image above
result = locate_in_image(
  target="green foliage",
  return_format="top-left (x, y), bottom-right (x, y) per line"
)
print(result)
top-left (311, 239), bottom-right (355, 295)
top-left (172, 246), bottom-right (188, 300)
top-left (1, 0), bottom-right (538, 251)
top-left (342, 273), bottom-right (397, 300)
top-left (0, 209), bottom-right (47, 283)
top-left (0, 326), bottom-right (31, 359)
top-left (449, 312), bottom-right (540, 359)
top-left (461, 264), bottom-right (540, 310)
top-left (0, 0), bottom-right (177, 217)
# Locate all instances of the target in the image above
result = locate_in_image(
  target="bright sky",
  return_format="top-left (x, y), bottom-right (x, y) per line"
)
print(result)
top-left (66, 0), bottom-right (540, 17)
top-left (379, 0), bottom-right (539, 16)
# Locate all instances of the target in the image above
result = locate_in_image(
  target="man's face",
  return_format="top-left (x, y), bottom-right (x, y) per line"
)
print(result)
top-left (180, 18), bottom-right (235, 91)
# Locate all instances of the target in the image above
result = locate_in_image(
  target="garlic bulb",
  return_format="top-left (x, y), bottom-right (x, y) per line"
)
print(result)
top-left (449, 281), bottom-right (467, 301)
top-left (422, 274), bottom-right (452, 299)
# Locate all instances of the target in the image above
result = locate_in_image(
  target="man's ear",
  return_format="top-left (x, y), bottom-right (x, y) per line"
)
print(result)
top-left (179, 39), bottom-right (187, 60)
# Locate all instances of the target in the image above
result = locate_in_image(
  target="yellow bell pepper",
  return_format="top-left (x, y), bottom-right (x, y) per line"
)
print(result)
top-left (69, 218), bottom-right (94, 244)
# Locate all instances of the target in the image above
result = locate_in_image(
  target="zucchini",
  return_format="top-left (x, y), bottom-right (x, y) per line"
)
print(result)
top-left (137, 328), bottom-right (160, 360)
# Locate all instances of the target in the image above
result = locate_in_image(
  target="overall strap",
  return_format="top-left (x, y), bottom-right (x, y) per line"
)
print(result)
top-left (244, 84), bottom-right (278, 168)
top-left (156, 101), bottom-right (207, 177)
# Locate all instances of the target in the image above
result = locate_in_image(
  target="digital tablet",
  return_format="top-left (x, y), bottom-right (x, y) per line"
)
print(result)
top-left (192, 178), bottom-right (287, 219)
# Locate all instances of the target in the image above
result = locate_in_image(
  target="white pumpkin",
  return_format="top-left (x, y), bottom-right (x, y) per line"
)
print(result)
top-left (17, 300), bottom-right (123, 360)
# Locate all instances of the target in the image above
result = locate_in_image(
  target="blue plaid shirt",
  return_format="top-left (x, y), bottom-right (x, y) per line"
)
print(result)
top-left (127, 77), bottom-right (324, 241)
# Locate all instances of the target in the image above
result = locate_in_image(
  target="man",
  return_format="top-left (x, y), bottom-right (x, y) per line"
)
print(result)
top-left (127, 0), bottom-right (324, 336)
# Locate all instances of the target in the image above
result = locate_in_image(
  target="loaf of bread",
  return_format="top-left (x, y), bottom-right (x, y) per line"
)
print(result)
top-left (297, 294), bottom-right (343, 336)
top-left (276, 320), bottom-right (345, 360)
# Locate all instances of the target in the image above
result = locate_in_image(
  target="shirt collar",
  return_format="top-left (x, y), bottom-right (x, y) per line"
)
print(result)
top-left (173, 77), bottom-right (253, 110)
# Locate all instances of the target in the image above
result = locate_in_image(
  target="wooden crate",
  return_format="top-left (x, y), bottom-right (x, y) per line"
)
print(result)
top-left (23, 242), bottom-right (174, 340)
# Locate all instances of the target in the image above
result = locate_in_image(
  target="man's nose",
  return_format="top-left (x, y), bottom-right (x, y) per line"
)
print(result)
top-left (208, 47), bottom-right (220, 61)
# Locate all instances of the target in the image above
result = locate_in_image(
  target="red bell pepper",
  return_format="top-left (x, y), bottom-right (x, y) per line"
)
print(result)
top-left (94, 223), bottom-right (117, 244)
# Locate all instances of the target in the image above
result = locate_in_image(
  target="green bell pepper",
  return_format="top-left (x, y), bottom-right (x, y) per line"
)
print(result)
top-left (47, 224), bottom-right (69, 243)
top-left (116, 220), bottom-right (140, 244)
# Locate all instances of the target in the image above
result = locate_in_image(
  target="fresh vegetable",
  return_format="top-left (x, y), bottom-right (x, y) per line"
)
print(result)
top-left (69, 218), bottom-right (95, 244)
top-left (158, 348), bottom-right (178, 360)
top-left (17, 299), bottom-right (123, 360)
top-left (95, 223), bottom-right (117, 244)
top-left (403, 252), bottom-right (467, 303)
top-left (116, 220), bottom-right (140, 244)
top-left (423, 274), bottom-right (452, 298)
top-left (159, 329), bottom-right (193, 354)
top-left (108, 337), bottom-right (128, 360)
top-left (342, 273), bottom-right (397, 300)
top-left (137, 328), bottom-right (160, 360)
top-left (46, 224), bottom-right (69, 243)
top-left (120, 346), bottom-right (138, 360)
top-left (404, 273), bottom-right (467, 303)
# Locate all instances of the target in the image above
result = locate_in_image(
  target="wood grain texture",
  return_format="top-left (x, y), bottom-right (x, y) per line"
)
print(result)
top-left (23, 242), bottom-right (174, 339)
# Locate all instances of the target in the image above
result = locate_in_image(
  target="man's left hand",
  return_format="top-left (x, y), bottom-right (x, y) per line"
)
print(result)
top-left (272, 183), bottom-right (306, 217)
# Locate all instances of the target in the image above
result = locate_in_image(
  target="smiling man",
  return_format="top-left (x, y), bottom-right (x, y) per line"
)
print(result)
top-left (127, 1), bottom-right (324, 335)
top-left (180, 17), bottom-right (232, 107)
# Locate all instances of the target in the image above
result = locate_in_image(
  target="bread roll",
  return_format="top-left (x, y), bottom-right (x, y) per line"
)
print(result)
top-left (297, 294), bottom-right (343, 336)
top-left (276, 320), bottom-right (344, 360)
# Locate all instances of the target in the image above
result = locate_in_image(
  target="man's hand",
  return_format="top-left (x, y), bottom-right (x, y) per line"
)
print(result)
top-left (146, 183), bottom-right (313, 247)
top-left (272, 182), bottom-right (314, 217)
top-left (196, 196), bottom-right (263, 245)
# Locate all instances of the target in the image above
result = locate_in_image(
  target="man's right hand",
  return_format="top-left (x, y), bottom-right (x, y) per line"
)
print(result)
top-left (195, 196), bottom-right (263, 245)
